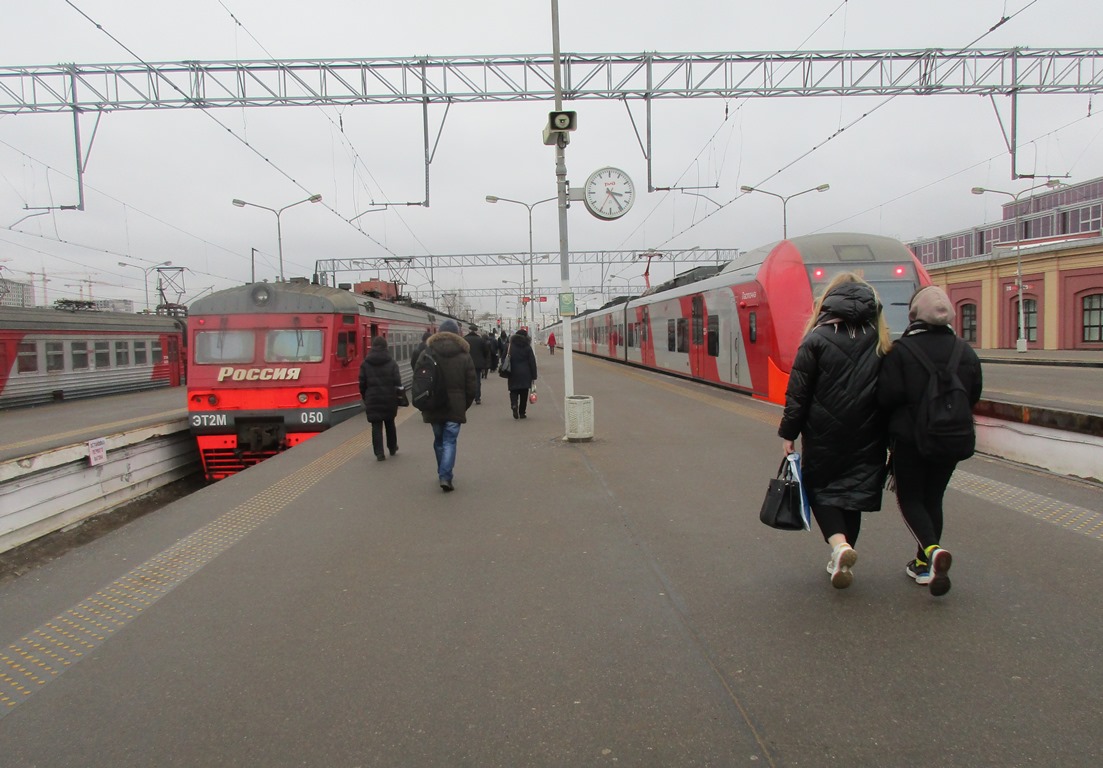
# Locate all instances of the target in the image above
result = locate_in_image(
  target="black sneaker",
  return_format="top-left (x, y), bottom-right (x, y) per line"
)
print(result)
top-left (512, 406), bottom-right (519, 419)
top-left (905, 559), bottom-right (931, 585)
top-left (928, 547), bottom-right (953, 597)
top-left (440, 479), bottom-right (454, 492)
top-left (376, 454), bottom-right (386, 462)
top-left (389, 447), bottom-right (398, 456)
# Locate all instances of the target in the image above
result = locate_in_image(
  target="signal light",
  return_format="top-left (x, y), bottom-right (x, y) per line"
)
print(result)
top-left (893, 265), bottom-right (907, 277)
top-left (812, 268), bottom-right (826, 280)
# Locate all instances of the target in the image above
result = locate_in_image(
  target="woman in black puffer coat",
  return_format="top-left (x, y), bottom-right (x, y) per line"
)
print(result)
top-left (504, 328), bottom-right (538, 419)
top-left (359, 336), bottom-right (404, 460)
top-left (778, 272), bottom-right (891, 589)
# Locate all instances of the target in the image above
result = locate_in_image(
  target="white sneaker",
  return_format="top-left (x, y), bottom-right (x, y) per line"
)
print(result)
top-left (827, 543), bottom-right (857, 589)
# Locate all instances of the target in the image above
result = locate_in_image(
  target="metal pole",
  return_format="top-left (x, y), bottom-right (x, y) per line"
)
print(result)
top-left (143, 269), bottom-right (150, 312)
top-left (551, 0), bottom-right (574, 400)
top-left (275, 211), bottom-right (285, 282)
top-left (781, 200), bottom-right (788, 239)
top-left (1015, 200), bottom-right (1027, 352)
top-left (527, 205), bottom-right (535, 329)
top-left (251, 247), bottom-right (257, 283)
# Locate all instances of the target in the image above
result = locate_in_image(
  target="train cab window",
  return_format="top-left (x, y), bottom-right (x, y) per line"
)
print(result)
top-left (114, 341), bottom-right (131, 367)
top-left (265, 329), bottom-right (324, 363)
top-left (94, 341), bottom-right (111, 368)
top-left (71, 341), bottom-right (90, 370)
top-left (17, 342), bottom-right (38, 374)
top-left (707, 315), bottom-right (719, 357)
top-left (47, 341), bottom-right (65, 372)
top-left (676, 318), bottom-right (689, 353)
top-left (134, 341), bottom-right (148, 366)
top-left (195, 331), bottom-right (254, 363)
top-left (668, 319), bottom-right (676, 352)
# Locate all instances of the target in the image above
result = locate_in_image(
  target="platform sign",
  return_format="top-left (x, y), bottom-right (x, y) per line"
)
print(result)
top-left (88, 437), bottom-right (107, 466)
top-left (559, 292), bottom-right (576, 317)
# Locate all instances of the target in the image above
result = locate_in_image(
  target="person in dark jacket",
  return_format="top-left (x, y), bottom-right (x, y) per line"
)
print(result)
top-left (463, 326), bottom-right (488, 403)
top-left (504, 328), bottom-right (538, 419)
top-left (358, 336), bottom-right (404, 461)
top-left (778, 272), bottom-right (891, 589)
top-left (878, 285), bottom-right (983, 597)
top-left (484, 333), bottom-right (498, 377)
top-left (411, 330), bottom-right (431, 373)
top-left (497, 330), bottom-right (509, 363)
top-left (416, 319), bottom-right (477, 491)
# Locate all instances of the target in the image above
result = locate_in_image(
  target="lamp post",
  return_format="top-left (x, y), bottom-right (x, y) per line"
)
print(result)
top-left (117, 260), bottom-right (172, 312)
top-left (502, 279), bottom-right (525, 330)
top-left (971, 180), bottom-right (1060, 352)
top-left (232, 194), bottom-right (322, 281)
top-left (486, 195), bottom-right (556, 329)
top-left (740, 183), bottom-right (830, 239)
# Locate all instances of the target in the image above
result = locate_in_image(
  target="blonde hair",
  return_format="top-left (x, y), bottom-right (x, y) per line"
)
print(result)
top-left (803, 271), bottom-right (892, 356)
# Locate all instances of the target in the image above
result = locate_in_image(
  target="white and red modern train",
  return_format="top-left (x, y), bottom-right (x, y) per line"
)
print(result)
top-left (0, 306), bottom-right (186, 409)
top-left (551, 233), bottom-right (932, 404)
top-left (187, 278), bottom-right (458, 481)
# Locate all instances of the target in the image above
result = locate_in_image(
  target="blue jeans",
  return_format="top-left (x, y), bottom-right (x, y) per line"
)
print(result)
top-left (431, 421), bottom-right (461, 482)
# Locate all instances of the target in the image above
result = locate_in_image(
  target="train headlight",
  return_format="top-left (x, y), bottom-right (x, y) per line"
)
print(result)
top-left (297, 393), bottom-right (309, 404)
top-left (250, 284), bottom-right (272, 307)
top-left (207, 394), bottom-right (218, 406)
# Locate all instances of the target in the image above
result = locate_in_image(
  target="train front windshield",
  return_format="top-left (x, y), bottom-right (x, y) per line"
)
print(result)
top-left (807, 262), bottom-right (921, 337)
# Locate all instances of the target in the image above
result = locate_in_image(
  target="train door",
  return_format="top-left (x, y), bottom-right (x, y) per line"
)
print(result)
top-left (690, 295), bottom-right (706, 375)
top-left (166, 336), bottom-right (182, 386)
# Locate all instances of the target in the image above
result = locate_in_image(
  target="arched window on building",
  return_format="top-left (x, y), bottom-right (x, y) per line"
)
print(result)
top-left (1020, 298), bottom-right (1039, 342)
top-left (959, 303), bottom-right (977, 343)
top-left (1084, 293), bottom-right (1103, 343)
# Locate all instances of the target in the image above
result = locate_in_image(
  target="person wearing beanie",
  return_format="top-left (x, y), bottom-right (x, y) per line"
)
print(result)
top-left (415, 319), bottom-right (476, 492)
top-left (778, 272), bottom-right (892, 590)
top-left (503, 326), bottom-right (538, 419)
top-left (358, 336), bottom-right (403, 461)
top-left (410, 330), bottom-right (432, 373)
top-left (878, 285), bottom-right (984, 596)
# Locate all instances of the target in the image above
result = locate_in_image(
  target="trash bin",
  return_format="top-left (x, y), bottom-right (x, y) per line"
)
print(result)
top-left (565, 395), bottom-right (594, 442)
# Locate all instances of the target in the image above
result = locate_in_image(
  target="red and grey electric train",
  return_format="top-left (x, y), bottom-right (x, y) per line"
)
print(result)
top-left (0, 307), bottom-right (185, 409)
top-left (187, 279), bottom-right (455, 481)
top-left (554, 233), bottom-right (932, 404)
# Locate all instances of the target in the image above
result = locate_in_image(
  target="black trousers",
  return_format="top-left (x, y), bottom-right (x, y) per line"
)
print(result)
top-left (811, 504), bottom-right (863, 546)
top-left (509, 388), bottom-right (528, 416)
top-left (370, 419), bottom-right (397, 457)
top-left (891, 441), bottom-right (957, 560)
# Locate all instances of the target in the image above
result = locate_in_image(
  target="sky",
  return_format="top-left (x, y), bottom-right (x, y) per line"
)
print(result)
top-left (2, 0), bottom-right (1102, 321)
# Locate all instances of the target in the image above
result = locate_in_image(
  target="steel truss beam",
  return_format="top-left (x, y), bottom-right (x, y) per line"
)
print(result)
top-left (2, 49), bottom-right (1101, 113)
top-left (314, 248), bottom-right (736, 286)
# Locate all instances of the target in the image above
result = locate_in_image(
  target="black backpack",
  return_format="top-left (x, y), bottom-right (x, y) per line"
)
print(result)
top-left (410, 349), bottom-right (448, 412)
top-left (897, 337), bottom-right (975, 461)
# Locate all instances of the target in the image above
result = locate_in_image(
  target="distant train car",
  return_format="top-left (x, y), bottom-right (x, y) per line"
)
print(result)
top-left (556, 233), bottom-right (931, 404)
top-left (0, 307), bottom-right (185, 409)
top-left (187, 279), bottom-right (454, 481)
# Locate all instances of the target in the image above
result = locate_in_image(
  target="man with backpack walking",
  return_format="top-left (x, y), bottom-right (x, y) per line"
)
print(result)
top-left (412, 319), bottom-right (477, 492)
top-left (879, 285), bottom-right (983, 596)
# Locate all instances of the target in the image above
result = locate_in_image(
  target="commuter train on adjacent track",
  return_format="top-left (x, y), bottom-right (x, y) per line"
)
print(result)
top-left (0, 306), bottom-right (186, 409)
top-left (187, 279), bottom-right (457, 481)
top-left (551, 233), bottom-right (932, 404)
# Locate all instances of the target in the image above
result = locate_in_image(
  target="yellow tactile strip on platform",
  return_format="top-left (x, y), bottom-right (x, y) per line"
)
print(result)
top-left (951, 470), bottom-right (1103, 540)
top-left (0, 429), bottom-right (371, 718)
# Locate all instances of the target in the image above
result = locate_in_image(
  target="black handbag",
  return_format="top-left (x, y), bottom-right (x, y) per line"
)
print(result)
top-left (396, 388), bottom-right (410, 407)
top-left (498, 344), bottom-right (512, 378)
top-left (759, 456), bottom-right (805, 531)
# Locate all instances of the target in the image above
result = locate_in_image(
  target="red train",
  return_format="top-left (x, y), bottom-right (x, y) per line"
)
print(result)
top-left (554, 233), bottom-right (932, 403)
top-left (0, 306), bottom-right (185, 409)
top-left (187, 279), bottom-right (455, 481)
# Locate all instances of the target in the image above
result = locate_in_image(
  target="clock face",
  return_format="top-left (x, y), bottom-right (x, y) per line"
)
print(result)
top-left (583, 167), bottom-right (635, 220)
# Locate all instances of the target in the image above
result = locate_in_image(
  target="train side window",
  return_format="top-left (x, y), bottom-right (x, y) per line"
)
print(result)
top-left (115, 341), bottom-right (131, 367)
top-left (17, 341), bottom-right (38, 373)
top-left (152, 340), bottom-right (163, 364)
top-left (749, 312), bottom-right (757, 343)
top-left (94, 341), bottom-right (111, 368)
top-left (71, 341), bottom-right (90, 370)
top-left (47, 341), bottom-right (65, 372)
top-left (707, 315), bottom-right (719, 357)
top-left (676, 318), bottom-right (689, 353)
top-left (668, 319), bottom-right (676, 352)
top-left (134, 341), bottom-right (148, 366)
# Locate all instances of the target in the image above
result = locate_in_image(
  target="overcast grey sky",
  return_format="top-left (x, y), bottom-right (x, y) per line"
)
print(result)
top-left (2, 0), bottom-right (1101, 319)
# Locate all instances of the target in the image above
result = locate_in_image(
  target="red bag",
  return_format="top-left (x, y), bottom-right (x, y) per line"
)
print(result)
top-left (528, 386), bottom-right (537, 404)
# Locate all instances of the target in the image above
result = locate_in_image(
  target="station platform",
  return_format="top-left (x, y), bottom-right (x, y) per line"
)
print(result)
top-left (1, 350), bottom-right (1102, 766)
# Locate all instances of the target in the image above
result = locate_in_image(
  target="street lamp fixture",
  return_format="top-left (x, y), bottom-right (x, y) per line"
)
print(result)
top-left (486, 194), bottom-right (556, 329)
top-left (971, 179), bottom-right (1061, 352)
top-left (232, 193), bottom-right (323, 281)
top-left (740, 183), bottom-right (830, 239)
top-left (117, 260), bottom-right (173, 312)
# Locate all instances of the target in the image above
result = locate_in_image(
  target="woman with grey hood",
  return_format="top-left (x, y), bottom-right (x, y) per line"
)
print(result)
top-left (878, 285), bottom-right (983, 597)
